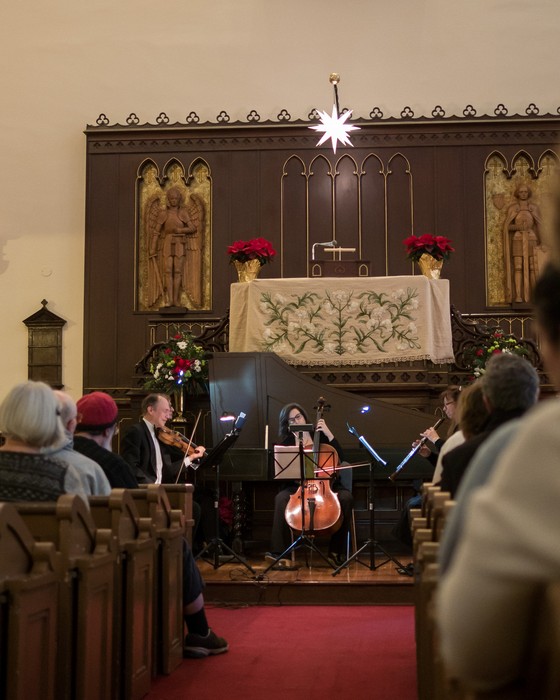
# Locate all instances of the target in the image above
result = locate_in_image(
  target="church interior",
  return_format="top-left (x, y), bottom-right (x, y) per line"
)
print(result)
top-left (2, 2), bottom-right (560, 699)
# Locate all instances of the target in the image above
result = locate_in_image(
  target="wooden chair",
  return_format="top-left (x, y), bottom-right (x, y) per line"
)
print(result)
top-left (128, 485), bottom-right (184, 676)
top-left (0, 503), bottom-right (60, 700)
top-left (15, 495), bottom-right (115, 700)
top-left (89, 489), bottom-right (155, 700)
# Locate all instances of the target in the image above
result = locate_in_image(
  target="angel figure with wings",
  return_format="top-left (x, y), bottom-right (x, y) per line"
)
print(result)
top-left (146, 186), bottom-right (205, 308)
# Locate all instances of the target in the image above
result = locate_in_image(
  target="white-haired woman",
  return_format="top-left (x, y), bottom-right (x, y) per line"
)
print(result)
top-left (0, 381), bottom-right (86, 501)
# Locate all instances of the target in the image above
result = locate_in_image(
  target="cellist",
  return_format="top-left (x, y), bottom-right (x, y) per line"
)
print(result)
top-left (265, 402), bottom-right (354, 568)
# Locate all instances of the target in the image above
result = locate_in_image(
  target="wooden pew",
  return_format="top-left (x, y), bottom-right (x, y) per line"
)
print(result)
top-left (0, 503), bottom-right (60, 700)
top-left (89, 489), bottom-right (155, 700)
top-left (128, 485), bottom-right (184, 676)
top-left (15, 495), bottom-right (115, 700)
top-left (413, 483), bottom-right (457, 700)
top-left (139, 482), bottom-right (195, 546)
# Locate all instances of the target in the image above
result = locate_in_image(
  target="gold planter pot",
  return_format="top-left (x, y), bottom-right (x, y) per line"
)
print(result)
top-left (234, 259), bottom-right (262, 283)
top-left (417, 253), bottom-right (444, 279)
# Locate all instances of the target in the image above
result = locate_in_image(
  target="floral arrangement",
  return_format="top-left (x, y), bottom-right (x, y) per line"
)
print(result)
top-left (464, 329), bottom-right (529, 378)
top-left (403, 234), bottom-right (455, 262)
top-left (227, 237), bottom-right (276, 265)
top-left (144, 331), bottom-right (208, 394)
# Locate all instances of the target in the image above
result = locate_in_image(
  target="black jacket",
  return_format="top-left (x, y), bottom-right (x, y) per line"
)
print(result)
top-left (440, 408), bottom-right (526, 497)
top-left (120, 421), bottom-right (185, 484)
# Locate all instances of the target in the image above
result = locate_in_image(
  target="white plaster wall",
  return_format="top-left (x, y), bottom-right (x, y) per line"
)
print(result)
top-left (1, 0), bottom-right (559, 400)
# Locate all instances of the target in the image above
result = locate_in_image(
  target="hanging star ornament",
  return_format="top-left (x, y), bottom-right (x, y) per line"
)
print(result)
top-left (310, 105), bottom-right (360, 153)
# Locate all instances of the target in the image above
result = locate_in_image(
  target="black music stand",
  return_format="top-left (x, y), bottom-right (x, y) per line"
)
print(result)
top-left (195, 413), bottom-right (255, 573)
top-left (332, 424), bottom-right (406, 576)
top-left (259, 425), bottom-right (336, 577)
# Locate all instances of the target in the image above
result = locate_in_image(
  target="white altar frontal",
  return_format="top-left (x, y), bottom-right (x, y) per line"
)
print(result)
top-left (229, 276), bottom-right (454, 366)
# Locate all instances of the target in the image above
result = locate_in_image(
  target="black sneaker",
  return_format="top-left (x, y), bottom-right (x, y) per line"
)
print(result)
top-left (183, 629), bottom-right (229, 658)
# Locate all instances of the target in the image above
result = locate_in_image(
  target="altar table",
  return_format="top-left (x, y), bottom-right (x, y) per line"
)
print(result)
top-left (229, 276), bottom-right (454, 366)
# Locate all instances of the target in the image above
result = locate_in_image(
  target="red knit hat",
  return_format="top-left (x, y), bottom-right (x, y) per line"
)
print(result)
top-left (77, 391), bottom-right (118, 431)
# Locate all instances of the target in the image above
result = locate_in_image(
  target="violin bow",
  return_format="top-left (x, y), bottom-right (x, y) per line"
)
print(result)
top-left (175, 410), bottom-right (203, 483)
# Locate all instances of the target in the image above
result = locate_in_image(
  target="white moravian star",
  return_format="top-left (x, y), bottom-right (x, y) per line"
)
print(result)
top-left (310, 105), bottom-right (360, 153)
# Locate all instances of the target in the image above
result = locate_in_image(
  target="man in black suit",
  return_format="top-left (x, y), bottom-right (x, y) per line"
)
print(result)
top-left (121, 393), bottom-right (205, 484)
top-left (121, 393), bottom-right (216, 548)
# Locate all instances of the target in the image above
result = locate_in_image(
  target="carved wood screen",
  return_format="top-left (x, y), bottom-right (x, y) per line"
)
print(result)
top-left (85, 113), bottom-right (560, 397)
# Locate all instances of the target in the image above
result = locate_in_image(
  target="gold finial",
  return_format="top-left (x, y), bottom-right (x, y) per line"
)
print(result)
top-left (329, 73), bottom-right (340, 85)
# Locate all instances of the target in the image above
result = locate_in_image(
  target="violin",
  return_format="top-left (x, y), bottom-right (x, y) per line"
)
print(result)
top-left (156, 426), bottom-right (207, 459)
top-left (284, 397), bottom-right (343, 535)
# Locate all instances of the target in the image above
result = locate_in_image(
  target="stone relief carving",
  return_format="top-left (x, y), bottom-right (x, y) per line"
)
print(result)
top-left (485, 151), bottom-right (558, 306)
top-left (137, 160), bottom-right (211, 311)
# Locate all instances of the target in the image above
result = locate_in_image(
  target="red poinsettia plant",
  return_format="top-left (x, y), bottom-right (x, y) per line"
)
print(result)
top-left (227, 237), bottom-right (276, 265)
top-left (403, 234), bottom-right (455, 262)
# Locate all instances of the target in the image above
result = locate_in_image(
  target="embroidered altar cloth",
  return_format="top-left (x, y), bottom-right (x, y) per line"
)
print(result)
top-left (229, 276), bottom-right (454, 366)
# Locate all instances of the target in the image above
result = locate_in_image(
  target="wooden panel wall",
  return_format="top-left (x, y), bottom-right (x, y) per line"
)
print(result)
top-left (85, 116), bottom-right (560, 393)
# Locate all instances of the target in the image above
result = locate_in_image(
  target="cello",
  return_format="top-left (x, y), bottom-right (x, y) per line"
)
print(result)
top-left (284, 397), bottom-right (343, 535)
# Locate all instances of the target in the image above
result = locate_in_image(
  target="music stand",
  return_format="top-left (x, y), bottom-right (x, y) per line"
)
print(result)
top-left (332, 424), bottom-right (406, 576)
top-left (259, 425), bottom-right (337, 576)
top-left (195, 413), bottom-right (255, 573)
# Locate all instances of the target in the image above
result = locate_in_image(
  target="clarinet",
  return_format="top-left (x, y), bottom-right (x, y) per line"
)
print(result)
top-left (388, 416), bottom-right (445, 481)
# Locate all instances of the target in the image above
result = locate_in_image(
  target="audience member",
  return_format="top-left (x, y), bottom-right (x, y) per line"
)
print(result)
top-left (74, 390), bottom-right (228, 658)
top-left (0, 381), bottom-right (87, 502)
top-left (437, 262), bottom-right (560, 693)
top-left (44, 390), bottom-right (112, 496)
top-left (73, 392), bottom-right (138, 488)
top-left (439, 352), bottom-right (539, 497)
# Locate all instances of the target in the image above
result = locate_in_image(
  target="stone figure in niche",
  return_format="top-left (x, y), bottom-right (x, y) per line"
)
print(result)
top-left (502, 182), bottom-right (543, 304)
top-left (146, 186), bottom-right (204, 309)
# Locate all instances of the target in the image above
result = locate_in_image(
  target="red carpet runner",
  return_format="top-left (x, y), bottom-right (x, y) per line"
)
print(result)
top-left (147, 604), bottom-right (417, 700)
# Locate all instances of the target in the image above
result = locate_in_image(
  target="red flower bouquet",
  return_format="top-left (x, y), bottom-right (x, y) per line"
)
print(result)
top-left (144, 331), bottom-right (208, 394)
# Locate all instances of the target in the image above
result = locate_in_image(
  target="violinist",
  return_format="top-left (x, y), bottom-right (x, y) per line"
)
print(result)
top-left (121, 393), bottom-right (206, 485)
top-left (266, 402), bottom-right (354, 568)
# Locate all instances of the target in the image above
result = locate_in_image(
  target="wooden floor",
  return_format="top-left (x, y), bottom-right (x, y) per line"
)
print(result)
top-left (197, 544), bottom-right (414, 606)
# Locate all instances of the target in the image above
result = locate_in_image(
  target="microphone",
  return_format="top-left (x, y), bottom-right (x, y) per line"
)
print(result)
top-left (311, 240), bottom-right (339, 260)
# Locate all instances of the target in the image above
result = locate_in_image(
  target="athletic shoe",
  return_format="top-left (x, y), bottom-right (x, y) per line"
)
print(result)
top-left (183, 629), bottom-right (229, 658)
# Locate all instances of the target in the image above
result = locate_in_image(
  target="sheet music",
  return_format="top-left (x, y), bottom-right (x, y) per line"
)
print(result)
top-left (272, 445), bottom-right (314, 479)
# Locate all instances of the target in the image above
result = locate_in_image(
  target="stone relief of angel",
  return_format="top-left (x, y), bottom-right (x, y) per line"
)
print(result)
top-left (145, 185), bottom-right (205, 309)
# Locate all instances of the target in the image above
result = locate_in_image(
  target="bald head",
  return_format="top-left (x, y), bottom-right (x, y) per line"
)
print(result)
top-left (54, 390), bottom-right (78, 434)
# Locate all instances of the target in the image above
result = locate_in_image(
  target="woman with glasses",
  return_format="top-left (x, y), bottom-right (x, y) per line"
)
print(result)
top-left (392, 385), bottom-right (462, 554)
top-left (265, 402), bottom-right (353, 568)
top-left (414, 386), bottom-right (461, 465)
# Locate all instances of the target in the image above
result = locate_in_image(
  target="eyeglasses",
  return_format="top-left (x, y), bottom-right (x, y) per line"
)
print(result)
top-left (288, 413), bottom-right (304, 424)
